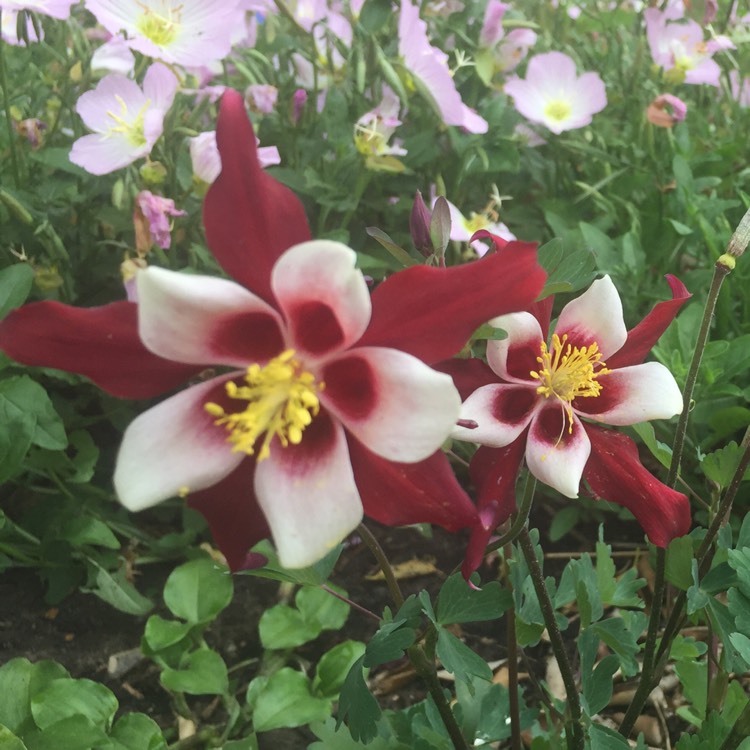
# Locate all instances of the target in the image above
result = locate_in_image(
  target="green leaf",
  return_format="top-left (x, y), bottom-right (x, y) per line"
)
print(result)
top-left (436, 628), bottom-right (492, 683)
top-left (24, 715), bottom-right (108, 750)
top-left (0, 264), bottom-right (34, 319)
top-left (160, 649), bottom-right (228, 695)
top-left (687, 560), bottom-right (710, 615)
top-left (591, 617), bottom-right (641, 677)
top-left (364, 621), bottom-right (417, 667)
top-left (629, 422), bottom-right (672, 470)
top-left (668, 218), bottom-right (694, 236)
top-left (30, 678), bottom-right (117, 730)
top-left (0, 658), bottom-right (34, 733)
top-left (702, 442), bottom-right (749, 488)
top-left (674, 660), bottom-right (707, 721)
top-left (143, 615), bottom-right (193, 652)
top-left (536, 238), bottom-right (596, 298)
top-left (365, 227), bottom-right (416, 267)
top-left (222, 737), bottom-right (258, 750)
top-left (0, 724), bottom-right (27, 750)
top-left (549, 506), bottom-right (580, 542)
top-left (588, 723), bottom-right (632, 749)
top-left (583, 655), bottom-right (619, 716)
top-left (248, 668), bottom-right (332, 732)
top-left (244, 540), bottom-right (341, 586)
top-left (108, 713), bottom-right (167, 750)
top-left (728, 633), bottom-right (750, 665)
top-left (259, 604), bottom-right (321, 649)
top-left (163, 557), bottom-right (233, 624)
top-left (297, 586), bottom-right (350, 631)
top-left (579, 222), bottom-right (619, 276)
top-left (314, 641), bottom-right (366, 698)
top-left (669, 635), bottom-right (707, 661)
top-left (0, 376), bottom-right (67, 450)
top-left (666, 536), bottom-right (694, 591)
top-left (436, 574), bottom-right (512, 625)
top-left (60, 517), bottom-right (119, 550)
top-left (86, 563), bottom-right (153, 615)
top-left (336, 656), bottom-right (382, 743)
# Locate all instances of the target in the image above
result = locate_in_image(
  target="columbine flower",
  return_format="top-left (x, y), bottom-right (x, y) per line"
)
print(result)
top-left (647, 93), bottom-right (687, 127)
top-left (134, 190), bottom-right (186, 251)
top-left (0, 90), bottom-right (546, 571)
top-left (0, 0), bottom-right (77, 18)
top-left (449, 274), bottom-right (692, 575)
top-left (645, 7), bottom-right (733, 87)
top-left (84, 0), bottom-right (243, 67)
top-left (69, 63), bottom-right (178, 175)
top-left (399, 0), bottom-right (488, 134)
top-left (504, 51), bottom-right (606, 134)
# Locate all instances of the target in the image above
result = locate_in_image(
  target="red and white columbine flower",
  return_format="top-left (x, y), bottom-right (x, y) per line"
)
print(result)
top-left (448, 275), bottom-right (692, 575)
top-left (0, 90), bottom-right (546, 571)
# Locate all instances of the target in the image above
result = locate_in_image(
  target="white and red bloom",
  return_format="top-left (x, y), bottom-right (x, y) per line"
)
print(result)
top-left (84, 0), bottom-right (243, 67)
top-left (399, 0), bottom-right (488, 134)
top-left (447, 274), bottom-right (692, 575)
top-left (69, 63), bottom-right (178, 175)
top-left (0, 90), bottom-right (546, 571)
top-left (504, 51), bottom-right (606, 134)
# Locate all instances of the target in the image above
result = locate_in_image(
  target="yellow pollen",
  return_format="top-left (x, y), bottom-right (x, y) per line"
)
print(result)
top-left (544, 98), bottom-right (572, 123)
top-left (354, 119), bottom-right (387, 156)
top-left (205, 350), bottom-right (322, 461)
top-left (530, 333), bottom-right (610, 434)
top-left (137, 2), bottom-right (183, 47)
top-left (104, 95), bottom-right (149, 146)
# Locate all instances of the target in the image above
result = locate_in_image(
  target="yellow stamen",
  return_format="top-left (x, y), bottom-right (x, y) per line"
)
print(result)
top-left (544, 98), bottom-right (572, 124)
top-left (104, 94), bottom-right (149, 146)
top-left (137, 2), bottom-right (183, 47)
top-left (530, 333), bottom-right (610, 434)
top-left (205, 350), bottom-right (322, 461)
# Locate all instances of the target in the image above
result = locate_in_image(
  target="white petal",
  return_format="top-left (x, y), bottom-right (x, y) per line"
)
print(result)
top-left (321, 346), bottom-right (461, 463)
top-left (254, 416), bottom-right (363, 568)
top-left (272, 241), bottom-right (371, 360)
top-left (137, 266), bottom-right (284, 366)
top-left (114, 377), bottom-right (244, 511)
top-left (577, 362), bottom-right (683, 425)
top-left (485, 311), bottom-right (543, 384)
top-left (142, 62), bottom-right (179, 111)
top-left (555, 276), bottom-right (627, 358)
top-left (452, 383), bottom-right (538, 447)
top-left (526, 406), bottom-right (591, 498)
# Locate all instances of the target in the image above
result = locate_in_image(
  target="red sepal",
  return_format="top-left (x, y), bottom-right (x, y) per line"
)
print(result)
top-left (583, 425), bottom-right (691, 547)
top-left (0, 301), bottom-right (200, 399)
top-left (203, 90), bottom-right (312, 304)
top-left (434, 357), bottom-right (498, 400)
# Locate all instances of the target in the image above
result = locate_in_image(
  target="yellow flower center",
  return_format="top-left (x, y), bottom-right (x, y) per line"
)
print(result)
top-left (530, 333), bottom-right (610, 433)
top-left (544, 99), bottom-right (572, 124)
top-left (205, 350), bottom-right (323, 461)
top-left (105, 95), bottom-right (149, 146)
top-left (137, 2), bottom-right (182, 47)
top-left (354, 120), bottom-right (387, 156)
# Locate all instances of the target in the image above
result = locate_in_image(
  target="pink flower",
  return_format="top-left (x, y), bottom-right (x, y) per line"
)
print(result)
top-left (0, 91), bottom-right (547, 570)
top-left (399, 0), bottom-right (488, 134)
top-left (437, 196), bottom-right (516, 257)
top-left (504, 51), bottom-right (607, 134)
top-left (0, 0), bottom-right (77, 19)
top-left (478, 1), bottom-right (537, 77)
top-left (69, 63), bottom-right (178, 175)
top-left (91, 35), bottom-right (136, 75)
top-left (246, 84), bottom-right (278, 114)
top-left (354, 86), bottom-right (407, 163)
top-left (135, 191), bottom-right (186, 250)
top-left (84, 0), bottom-right (244, 67)
top-left (190, 130), bottom-right (279, 188)
top-left (647, 93), bottom-right (687, 127)
top-left (729, 70), bottom-right (750, 108)
top-left (645, 8), bottom-right (733, 87)
top-left (446, 274), bottom-right (692, 575)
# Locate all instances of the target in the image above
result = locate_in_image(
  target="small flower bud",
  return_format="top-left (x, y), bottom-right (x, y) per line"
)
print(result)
top-left (726, 207), bottom-right (750, 259)
top-left (139, 160), bottom-right (168, 186)
top-left (410, 191), bottom-right (433, 257)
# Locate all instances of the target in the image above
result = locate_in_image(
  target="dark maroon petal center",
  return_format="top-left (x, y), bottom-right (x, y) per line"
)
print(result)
top-left (505, 340), bottom-right (542, 382)
top-left (493, 386), bottom-right (538, 424)
top-left (211, 311), bottom-right (285, 362)
top-left (322, 355), bottom-right (377, 421)
top-left (289, 300), bottom-right (345, 355)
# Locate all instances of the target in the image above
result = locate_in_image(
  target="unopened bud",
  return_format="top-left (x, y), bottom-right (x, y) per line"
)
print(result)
top-left (139, 160), bottom-right (167, 186)
top-left (726, 206), bottom-right (750, 258)
top-left (409, 191), bottom-right (433, 257)
top-left (69, 61), bottom-right (83, 83)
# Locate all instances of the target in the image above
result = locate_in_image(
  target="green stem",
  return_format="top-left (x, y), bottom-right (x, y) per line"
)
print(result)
top-left (0, 14), bottom-right (22, 188)
top-left (505, 543), bottom-right (522, 750)
top-left (357, 522), bottom-right (404, 609)
top-left (487, 474), bottom-right (537, 554)
top-left (518, 528), bottom-right (584, 750)
top-left (718, 701), bottom-right (750, 750)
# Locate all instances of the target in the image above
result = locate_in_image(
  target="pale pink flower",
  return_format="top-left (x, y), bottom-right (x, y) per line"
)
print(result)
top-left (190, 130), bottom-right (279, 187)
top-left (246, 84), bottom-right (278, 114)
top-left (91, 35), bottom-right (136, 75)
top-left (0, 0), bottom-right (77, 19)
top-left (647, 93), bottom-right (687, 127)
top-left (84, 0), bottom-right (244, 67)
top-left (135, 191), bottom-right (186, 250)
top-left (504, 51), bottom-right (606, 134)
top-left (479, 1), bottom-right (536, 75)
top-left (69, 63), bottom-right (178, 175)
top-left (645, 8), bottom-right (733, 87)
top-left (436, 197), bottom-right (516, 257)
top-left (354, 86), bottom-right (406, 158)
top-left (291, 88), bottom-right (308, 123)
top-left (729, 70), bottom-right (750, 108)
top-left (1, 8), bottom-right (42, 44)
top-left (399, 0), bottom-right (488, 134)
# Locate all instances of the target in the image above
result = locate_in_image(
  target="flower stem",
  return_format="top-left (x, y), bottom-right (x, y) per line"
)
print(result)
top-left (0, 14), bottom-right (22, 188)
top-left (356, 522), bottom-right (404, 609)
top-left (320, 583), bottom-right (381, 622)
top-left (504, 542), bottom-right (522, 750)
top-left (518, 527), bottom-right (584, 750)
top-left (487, 473), bottom-right (537, 554)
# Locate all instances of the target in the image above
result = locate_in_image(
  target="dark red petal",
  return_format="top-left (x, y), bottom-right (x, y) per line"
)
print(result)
top-left (433, 357), bottom-right (498, 400)
top-left (188, 459), bottom-right (271, 571)
top-left (529, 295), bottom-right (555, 341)
top-left (203, 90), bottom-right (312, 304)
top-left (606, 275), bottom-right (691, 369)
top-left (211, 310), bottom-right (286, 363)
top-left (583, 425), bottom-right (691, 547)
top-left (322, 355), bottom-right (377, 421)
top-left (348, 437), bottom-right (478, 531)
top-left (463, 438), bottom-right (526, 578)
top-left (0, 301), bottom-right (200, 399)
top-left (358, 241), bottom-right (546, 364)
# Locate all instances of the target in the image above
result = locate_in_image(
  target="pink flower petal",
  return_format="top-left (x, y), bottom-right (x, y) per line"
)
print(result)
top-left (526, 406), bottom-right (591, 498)
top-left (114, 376), bottom-right (245, 511)
top-left (254, 412), bottom-right (363, 568)
top-left (584, 426), bottom-right (690, 547)
top-left (358, 241), bottom-right (546, 364)
top-left (486, 311), bottom-right (544, 384)
top-left (555, 275), bottom-right (627, 357)
top-left (0, 300), bottom-right (200, 398)
top-left (69, 133), bottom-right (150, 175)
top-left (322, 346), bottom-right (460, 463)
top-left (453, 383), bottom-right (537, 447)
top-left (136, 266), bottom-right (284, 366)
top-left (271, 241), bottom-right (371, 360)
top-left (574, 362), bottom-right (683, 425)
top-left (204, 90), bottom-right (311, 304)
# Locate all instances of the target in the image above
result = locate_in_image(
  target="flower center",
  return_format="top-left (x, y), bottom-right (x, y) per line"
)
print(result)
top-left (105, 95), bottom-right (149, 146)
top-left (137, 2), bottom-right (182, 47)
top-left (354, 118), bottom-right (388, 156)
top-left (543, 98), bottom-right (572, 124)
top-left (530, 333), bottom-right (610, 433)
top-left (205, 350), bottom-right (323, 461)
